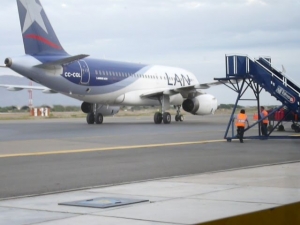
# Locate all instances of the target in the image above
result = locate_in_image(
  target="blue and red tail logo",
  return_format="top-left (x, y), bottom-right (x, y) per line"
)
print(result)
top-left (17, 0), bottom-right (68, 55)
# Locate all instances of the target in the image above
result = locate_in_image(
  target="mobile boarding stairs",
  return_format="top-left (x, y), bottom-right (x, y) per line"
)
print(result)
top-left (215, 55), bottom-right (300, 141)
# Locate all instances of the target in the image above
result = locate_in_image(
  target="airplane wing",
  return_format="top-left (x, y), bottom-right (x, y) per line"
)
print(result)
top-left (140, 80), bottom-right (226, 99)
top-left (0, 84), bottom-right (57, 93)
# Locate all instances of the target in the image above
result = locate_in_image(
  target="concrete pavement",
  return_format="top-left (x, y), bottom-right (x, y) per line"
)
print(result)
top-left (0, 161), bottom-right (299, 225)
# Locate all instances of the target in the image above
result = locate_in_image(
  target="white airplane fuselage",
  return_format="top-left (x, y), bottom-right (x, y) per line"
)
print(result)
top-left (8, 54), bottom-right (215, 110)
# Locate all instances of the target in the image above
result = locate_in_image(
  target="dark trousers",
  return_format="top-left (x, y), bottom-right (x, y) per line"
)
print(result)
top-left (261, 122), bottom-right (268, 136)
top-left (237, 126), bottom-right (245, 143)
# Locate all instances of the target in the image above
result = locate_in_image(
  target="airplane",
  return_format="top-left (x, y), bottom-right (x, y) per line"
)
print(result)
top-left (0, 0), bottom-right (224, 125)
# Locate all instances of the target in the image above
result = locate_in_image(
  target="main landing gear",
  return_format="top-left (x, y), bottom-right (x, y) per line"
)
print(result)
top-left (86, 112), bottom-right (104, 125)
top-left (154, 112), bottom-right (171, 124)
top-left (82, 102), bottom-right (104, 125)
top-left (86, 112), bottom-right (104, 124)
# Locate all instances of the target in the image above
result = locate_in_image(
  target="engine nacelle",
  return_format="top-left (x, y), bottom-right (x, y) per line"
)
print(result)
top-left (81, 102), bottom-right (92, 113)
top-left (81, 102), bottom-right (120, 116)
top-left (182, 94), bottom-right (218, 115)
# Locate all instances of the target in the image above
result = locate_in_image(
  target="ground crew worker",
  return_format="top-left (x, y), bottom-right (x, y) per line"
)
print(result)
top-left (260, 106), bottom-right (269, 136)
top-left (236, 109), bottom-right (249, 143)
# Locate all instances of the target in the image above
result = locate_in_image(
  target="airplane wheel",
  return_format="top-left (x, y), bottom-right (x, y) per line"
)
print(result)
top-left (268, 125), bottom-right (273, 131)
top-left (179, 115), bottom-right (184, 122)
top-left (163, 112), bottom-right (171, 124)
top-left (86, 113), bottom-right (95, 124)
top-left (95, 113), bottom-right (103, 124)
top-left (277, 124), bottom-right (284, 131)
top-left (175, 115), bottom-right (179, 122)
top-left (154, 112), bottom-right (162, 124)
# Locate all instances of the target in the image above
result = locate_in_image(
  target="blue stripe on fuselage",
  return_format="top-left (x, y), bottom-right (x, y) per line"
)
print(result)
top-left (86, 58), bottom-right (147, 86)
top-left (34, 55), bottom-right (148, 87)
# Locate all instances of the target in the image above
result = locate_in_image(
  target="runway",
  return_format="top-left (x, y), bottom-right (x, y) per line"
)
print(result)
top-left (0, 115), bottom-right (299, 199)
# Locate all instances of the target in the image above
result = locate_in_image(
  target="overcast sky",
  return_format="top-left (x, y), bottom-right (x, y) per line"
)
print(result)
top-left (0, 0), bottom-right (299, 107)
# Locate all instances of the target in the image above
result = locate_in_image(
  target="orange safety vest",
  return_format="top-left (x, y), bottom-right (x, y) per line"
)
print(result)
top-left (236, 113), bottom-right (247, 127)
top-left (262, 110), bottom-right (268, 124)
top-left (253, 113), bottom-right (258, 120)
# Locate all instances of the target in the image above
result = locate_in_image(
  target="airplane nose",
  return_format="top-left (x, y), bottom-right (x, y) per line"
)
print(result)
top-left (4, 58), bottom-right (12, 67)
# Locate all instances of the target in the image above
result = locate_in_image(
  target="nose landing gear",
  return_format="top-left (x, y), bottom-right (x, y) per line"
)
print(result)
top-left (175, 105), bottom-right (184, 122)
top-left (153, 94), bottom-right (184, 124)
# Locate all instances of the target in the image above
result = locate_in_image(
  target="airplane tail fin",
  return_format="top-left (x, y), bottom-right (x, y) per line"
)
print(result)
top-left (17, 0), bottom-right (68, 55)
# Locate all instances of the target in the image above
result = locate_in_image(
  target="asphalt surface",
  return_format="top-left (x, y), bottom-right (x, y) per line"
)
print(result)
top-left (0, 115), bottom-right (299, 199)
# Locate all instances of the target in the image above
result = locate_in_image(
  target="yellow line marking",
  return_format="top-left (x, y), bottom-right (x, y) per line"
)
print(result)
top-left (0, 140), bottom-right (225, 158)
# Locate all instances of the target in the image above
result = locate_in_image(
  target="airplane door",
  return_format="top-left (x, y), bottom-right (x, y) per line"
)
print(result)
top-left (78, 60), bottom-right (90, 84)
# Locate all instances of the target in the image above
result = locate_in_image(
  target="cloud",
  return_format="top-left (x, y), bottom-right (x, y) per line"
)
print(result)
top-left (246, 0), bottom-right (267, 5)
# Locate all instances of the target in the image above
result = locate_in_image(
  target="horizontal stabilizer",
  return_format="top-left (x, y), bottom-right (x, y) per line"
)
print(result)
top-left (0, 65), bottom-right (7, 68)
top-left (35, 54), bottom-right (89, 69)
top-left (0, 84), bottom-right (56, 93)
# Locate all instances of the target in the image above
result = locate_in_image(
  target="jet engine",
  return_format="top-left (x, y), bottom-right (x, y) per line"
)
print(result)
top-left (81, 102), bottom-right (92, 113)
top-left (182, 94), bottom-right (218, 115)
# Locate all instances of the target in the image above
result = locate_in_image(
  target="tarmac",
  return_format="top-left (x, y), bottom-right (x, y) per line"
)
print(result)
top-left (0, 161), bottom-right (299, 225)
top-left (0, 115), bottom-right (299, 224)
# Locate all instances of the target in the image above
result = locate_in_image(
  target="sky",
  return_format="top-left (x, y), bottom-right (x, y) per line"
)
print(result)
top-left (0, 0), bottom-right (299, 107)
